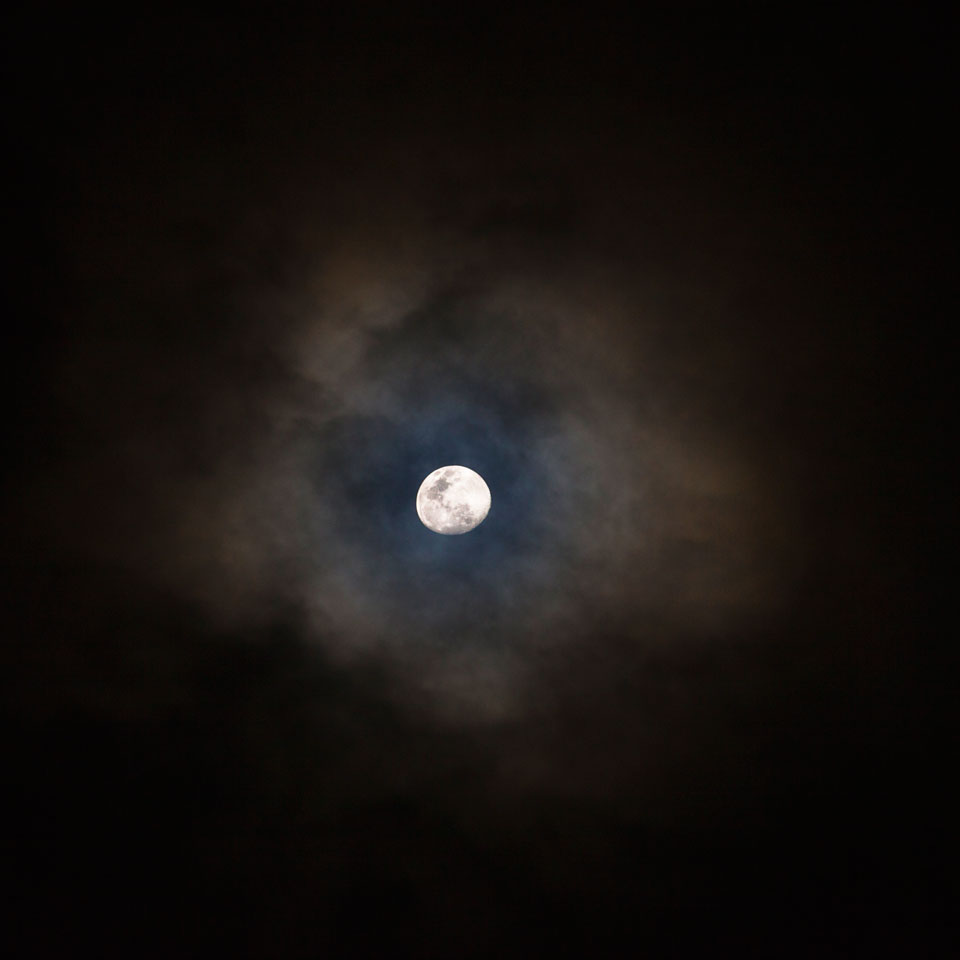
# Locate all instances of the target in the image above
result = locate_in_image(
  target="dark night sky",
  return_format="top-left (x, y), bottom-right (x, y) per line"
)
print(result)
top-left (2, 6), bottom-right (953, 957)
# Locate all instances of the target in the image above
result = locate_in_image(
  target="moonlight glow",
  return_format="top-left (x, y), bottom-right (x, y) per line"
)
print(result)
top-left (416, 466), bottom-right (491, 535)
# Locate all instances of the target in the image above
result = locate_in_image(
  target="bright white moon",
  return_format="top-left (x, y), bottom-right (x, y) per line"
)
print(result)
top-left (416, 466), bottom-right (491, 535)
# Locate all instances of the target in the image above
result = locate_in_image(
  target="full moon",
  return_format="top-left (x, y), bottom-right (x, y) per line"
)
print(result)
top-left (416, 466), bottom-right (491, 535)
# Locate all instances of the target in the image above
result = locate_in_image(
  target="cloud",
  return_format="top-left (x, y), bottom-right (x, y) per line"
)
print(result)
top-left (15, 107), bottom-right (819, 726)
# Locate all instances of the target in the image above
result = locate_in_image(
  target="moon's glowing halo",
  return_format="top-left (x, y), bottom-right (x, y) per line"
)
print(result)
top-left (416, 466), bottom-right (491, 534)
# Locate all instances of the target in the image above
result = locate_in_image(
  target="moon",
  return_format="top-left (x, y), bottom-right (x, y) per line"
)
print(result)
top-left (416, 466), bottom-right (491, 535)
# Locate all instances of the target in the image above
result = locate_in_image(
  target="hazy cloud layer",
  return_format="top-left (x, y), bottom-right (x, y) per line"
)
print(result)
top-left (24, 130), bottom-right (822, 726)
top-left (5, 10), bottom-right (948, 956)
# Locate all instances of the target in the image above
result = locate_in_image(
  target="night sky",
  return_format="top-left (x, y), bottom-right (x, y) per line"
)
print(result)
top-left (3, 6), bottom-right (953, 957)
